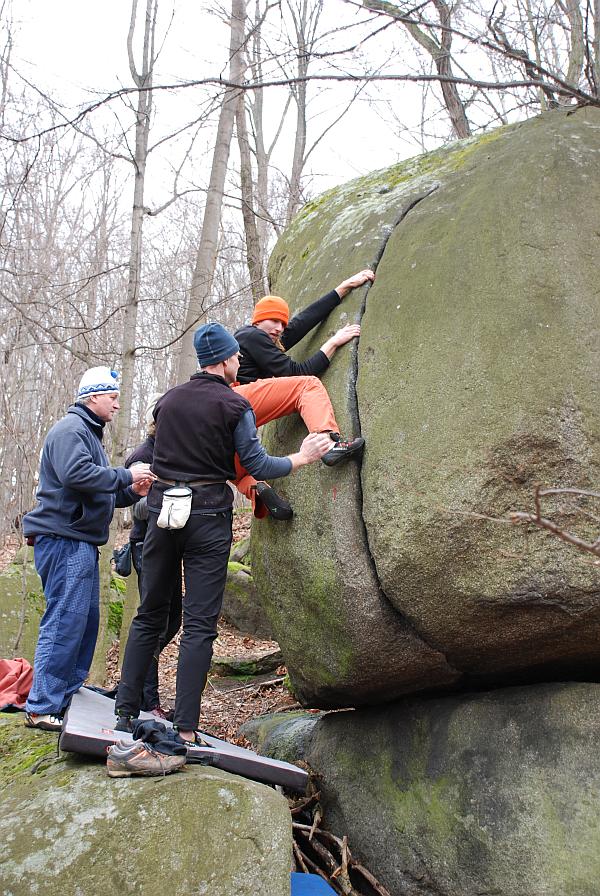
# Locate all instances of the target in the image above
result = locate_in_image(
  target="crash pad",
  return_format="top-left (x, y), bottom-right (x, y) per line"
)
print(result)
top-left (59, 687), bottom-right (308, 792)
top-left (290, 873), bottom-right (337, 894)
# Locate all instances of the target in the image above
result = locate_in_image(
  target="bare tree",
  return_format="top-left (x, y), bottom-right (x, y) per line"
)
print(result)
top-left (111, 0), bottom-right (159, 466)
top-left (365, 0), bottom-right (471, 138)
top-left (177, 0), bottom-right (248, 381)
top-left (357, 0), bottom-right (600, 137)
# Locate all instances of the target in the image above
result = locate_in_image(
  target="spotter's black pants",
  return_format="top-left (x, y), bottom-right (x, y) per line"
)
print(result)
top-left (117, 509), bottom-right (232, 731)
top-left (131, 539), bottom-right (182, 711)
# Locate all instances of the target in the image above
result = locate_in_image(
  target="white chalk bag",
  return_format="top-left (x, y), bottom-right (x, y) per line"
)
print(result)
top-left (157, 486), bottom-right (193, 530)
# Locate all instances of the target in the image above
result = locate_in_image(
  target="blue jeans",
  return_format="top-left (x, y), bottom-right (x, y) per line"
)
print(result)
top-left (26, 536), bottom-right (100, 716)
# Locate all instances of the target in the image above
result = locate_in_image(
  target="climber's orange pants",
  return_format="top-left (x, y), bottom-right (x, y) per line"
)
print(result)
top-left (231, 376), bottom-right (339, 518)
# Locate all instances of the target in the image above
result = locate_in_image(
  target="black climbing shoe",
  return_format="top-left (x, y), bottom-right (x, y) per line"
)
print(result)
top-left (254, 482), bottom-right (294, 521)
top-left (321, 436), bottom-right (365, 467)
top-left (114, 714), bottom-right (135, 734)
top-left (174, 731), bottom-right (210, 748)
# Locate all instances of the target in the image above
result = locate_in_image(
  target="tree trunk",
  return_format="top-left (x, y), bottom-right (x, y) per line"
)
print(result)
top-left (561, 0), bottom-right (585, 98)
top-left (88, 521), bottom-right (119, 685)
top-left (90, 0), bottom-right (157, 684)
top-left (236, 89), bottom-right (265, 300)
top-left (112, 0), bottom-right (157, 466)
top-left (364, 0), bottom-right (471, 139)
top-left (177, 0), bottom-right (248, 381)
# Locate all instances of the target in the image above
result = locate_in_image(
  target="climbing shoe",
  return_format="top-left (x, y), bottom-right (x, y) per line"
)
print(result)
top-left (24, 712), bottom-right (63, 732)
top-left (254, 482), bottom-right (294, 520)
top-left (174, 731), bottom-right (210, 748)
top-left (114, 714), bottom-right (135, 734)
top-left (106, 740), bottom-right (186, 778)
top-left (321, 436), bottom-right (365, 467)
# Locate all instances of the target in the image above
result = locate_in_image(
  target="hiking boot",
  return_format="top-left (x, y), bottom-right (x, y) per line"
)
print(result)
top-left (24, 712), bottom-right (63, 732)
top-left (321, 436), bottom-right (365, 467)
top-left (114, 714), bottom-right (135, 734)
top-left (254, 482), bottom-right (294, 521)
top-left (106, 740), bottom-right (186, 778)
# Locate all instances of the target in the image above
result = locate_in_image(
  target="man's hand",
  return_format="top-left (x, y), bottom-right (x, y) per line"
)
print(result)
top-left (132, 477), bottom-right (154, 496)
top-left (335, 268), bottom-right (375, 298)
top-left (321, 323), bottom-right (361, 359)
top-left (288, 432), bottom-right (333, 470)
top-left (130, 464), bottom-right (156, 496)
top-left (332, 323), bottom-right (361, 347)
top-left (130, 462), bottom-right (153, 477)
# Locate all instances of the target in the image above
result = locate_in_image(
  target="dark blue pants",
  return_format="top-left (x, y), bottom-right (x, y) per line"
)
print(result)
top-left (117, 510), bottom-right (232, 730)
top-left (131, 539), bottom-right (182, 710)
top-left (26, 536), bottom-right (99, 716)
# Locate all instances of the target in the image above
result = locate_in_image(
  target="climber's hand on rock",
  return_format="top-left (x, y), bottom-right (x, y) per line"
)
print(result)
top-left (333, 324), bottom-right (361, 347)
top-left (335, 269), bottom-right (375, 298)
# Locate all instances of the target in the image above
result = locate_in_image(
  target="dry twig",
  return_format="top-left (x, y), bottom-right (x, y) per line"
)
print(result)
top-left (510, 485), bottom-right (600, 560)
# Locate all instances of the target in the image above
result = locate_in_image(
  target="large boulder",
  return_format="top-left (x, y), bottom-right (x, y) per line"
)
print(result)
top-left (252, 109), bottom-right (600, 708)
top-left (0, 714), bottom-right (292, 896)
top-left (242, 682), bottom-right (600, 896)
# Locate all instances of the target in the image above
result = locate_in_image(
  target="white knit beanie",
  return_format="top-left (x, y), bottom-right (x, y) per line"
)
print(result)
top-left (77, 367), bottom-right (120, 398)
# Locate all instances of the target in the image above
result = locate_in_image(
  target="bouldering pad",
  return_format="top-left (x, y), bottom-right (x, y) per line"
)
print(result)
top-left (59, 688), bottom-right (308, 792)
top-left (291, 873), bottom-right (337, 894)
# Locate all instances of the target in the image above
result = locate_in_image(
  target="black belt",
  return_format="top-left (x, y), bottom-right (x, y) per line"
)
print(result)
top-left (155, 476), bottom-right (227, 487)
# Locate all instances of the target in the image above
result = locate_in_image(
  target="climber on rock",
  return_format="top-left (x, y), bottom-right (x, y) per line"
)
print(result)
top-left (231, 269), bottom-right (374, 520)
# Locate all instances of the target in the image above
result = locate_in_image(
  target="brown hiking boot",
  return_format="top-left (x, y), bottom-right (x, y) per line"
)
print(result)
top-left (106, 740), bottom-right (186, 778)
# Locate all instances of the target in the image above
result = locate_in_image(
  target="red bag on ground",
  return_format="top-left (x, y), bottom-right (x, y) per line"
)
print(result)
top-left (0, 657), bottom-right (33, 710)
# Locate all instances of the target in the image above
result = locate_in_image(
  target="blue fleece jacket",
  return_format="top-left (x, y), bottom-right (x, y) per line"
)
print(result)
top-left (23, 404), bottom-right (136, 545)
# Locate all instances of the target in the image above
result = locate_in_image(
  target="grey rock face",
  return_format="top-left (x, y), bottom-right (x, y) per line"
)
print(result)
top-left (252, 109), bottom-right (600, 707)
top-left (242, 682), bottom-right (600, 896)
top-left (222, 562), bottom-right (274, 640)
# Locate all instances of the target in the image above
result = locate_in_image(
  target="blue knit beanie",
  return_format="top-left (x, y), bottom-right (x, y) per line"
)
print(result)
top-left (194, 323), bottom-right (239, 368)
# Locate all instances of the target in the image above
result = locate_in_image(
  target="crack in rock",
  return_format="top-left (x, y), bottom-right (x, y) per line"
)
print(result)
top-left (345, 183), bottom-right (462, 672)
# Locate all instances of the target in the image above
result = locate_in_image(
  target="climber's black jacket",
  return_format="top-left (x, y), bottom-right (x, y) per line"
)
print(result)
top-left (234, 289), bottom-right (342, 383)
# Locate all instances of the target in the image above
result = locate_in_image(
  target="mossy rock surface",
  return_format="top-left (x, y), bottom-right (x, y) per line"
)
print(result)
top-left (211, 648), bottom-right (283, 677)
top-left (243, 682), bottom-right (600, 896)
top-left (0, 552), bottom-right (43, 663)
top-left (0, 715), bottom-right (291, 896)
top-left (252, 109), bottom-right (600, 707)
top-left (0, 712), bottom-right (57, 790)
top-left (230, 536), bottom-right (251, 564)
top-left (240, 711), bottom-right (321, 765)
top-left (221, 562), bottom-right (274, 639)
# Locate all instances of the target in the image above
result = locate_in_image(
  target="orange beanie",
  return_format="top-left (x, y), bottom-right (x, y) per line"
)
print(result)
top-left (251, 295), bottom-right (290, 326)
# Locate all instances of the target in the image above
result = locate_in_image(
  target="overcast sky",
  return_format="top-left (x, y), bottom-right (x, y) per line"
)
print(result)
top-left (10, 0), bottom-right (429, 195)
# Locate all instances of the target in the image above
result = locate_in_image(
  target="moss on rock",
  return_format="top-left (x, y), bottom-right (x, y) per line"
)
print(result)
top-left (0, 713), bottom-right (58, 790)
top-left (244, 682), bottom-right (600, 896)
top-left (221, 562), bottom-right (273, 639)
top-left (0, 714), bottom-right (292, 896)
